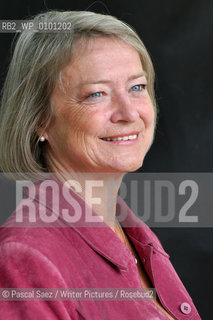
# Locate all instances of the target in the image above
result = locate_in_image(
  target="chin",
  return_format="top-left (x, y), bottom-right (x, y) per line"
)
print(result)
top-left (113, 159), bottom-right (144, 173)
top-left (126, 163), bottom-right (143, 173)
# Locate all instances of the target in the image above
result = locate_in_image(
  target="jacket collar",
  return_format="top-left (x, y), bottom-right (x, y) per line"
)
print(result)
top-left (26, 177), bottom-right (168, 270)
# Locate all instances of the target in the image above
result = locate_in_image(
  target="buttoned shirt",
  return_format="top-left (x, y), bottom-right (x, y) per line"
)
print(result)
top-left (0, 178), bottom-right (201, 319)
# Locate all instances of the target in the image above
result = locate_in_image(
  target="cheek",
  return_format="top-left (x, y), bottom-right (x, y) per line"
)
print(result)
top-left (74, 107), bottom-right (110, 137)
top-left (138, 96), bottom-right (155, 127)
top-left (51, 103), bottom-right (90, 140)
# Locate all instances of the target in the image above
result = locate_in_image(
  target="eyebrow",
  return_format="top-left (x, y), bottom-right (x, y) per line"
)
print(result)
top-left (79, 72), bottom-right (147, 86)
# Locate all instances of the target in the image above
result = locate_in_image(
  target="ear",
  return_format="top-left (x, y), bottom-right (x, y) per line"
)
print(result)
top-left (36, 127), bottom-right (49, 142)
top-left (42, 133), bottom-right (48, 140)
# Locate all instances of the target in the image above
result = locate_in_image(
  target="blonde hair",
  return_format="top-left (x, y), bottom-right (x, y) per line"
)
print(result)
top-left (0, 10), bottom-right (156, 181)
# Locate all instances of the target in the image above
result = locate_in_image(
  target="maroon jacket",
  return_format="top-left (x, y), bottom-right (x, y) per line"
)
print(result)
top-left (0, 178), bottom-right (201, 319)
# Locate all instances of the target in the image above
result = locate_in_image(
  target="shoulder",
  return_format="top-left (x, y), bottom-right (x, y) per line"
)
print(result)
top-left (0, 208), bottom-right (82, 288)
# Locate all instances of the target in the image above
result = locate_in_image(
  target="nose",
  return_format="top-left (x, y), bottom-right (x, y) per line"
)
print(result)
top-left (110, 92), bottom-right (139, 123)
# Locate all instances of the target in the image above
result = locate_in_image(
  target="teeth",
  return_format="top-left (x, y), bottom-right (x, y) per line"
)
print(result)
top-left (102, 134), bottom-right (137, 141)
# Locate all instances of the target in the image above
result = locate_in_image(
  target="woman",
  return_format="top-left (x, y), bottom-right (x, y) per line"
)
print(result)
top-left (0, 10), bottom-right (201, 319)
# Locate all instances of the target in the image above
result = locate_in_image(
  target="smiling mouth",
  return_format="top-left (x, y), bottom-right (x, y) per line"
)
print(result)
top-left (100, 133), bottom-right (139, 142)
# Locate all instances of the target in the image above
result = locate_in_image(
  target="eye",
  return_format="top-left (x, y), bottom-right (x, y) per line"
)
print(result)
top-left (89, 92), bottom-right (103, 98)
top-left (83, 91), bottom-right (106, 104)
top-left (131, 84), bottom-right (146, 92)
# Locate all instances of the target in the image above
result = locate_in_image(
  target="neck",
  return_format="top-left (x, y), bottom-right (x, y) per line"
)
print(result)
top-left (47, 159), bottom-right (124, 229)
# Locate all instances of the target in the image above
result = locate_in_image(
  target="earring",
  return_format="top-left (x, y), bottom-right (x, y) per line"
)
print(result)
top-left (39, 136), bottom-right (45, 142)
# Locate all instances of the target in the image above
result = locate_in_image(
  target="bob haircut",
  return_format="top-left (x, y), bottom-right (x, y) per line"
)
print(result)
top-left (0, 10), bottom-right (156, 181)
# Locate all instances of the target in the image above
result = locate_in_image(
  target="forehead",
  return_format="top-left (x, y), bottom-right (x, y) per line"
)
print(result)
top-left (60, 36), bottom-right (144, 84)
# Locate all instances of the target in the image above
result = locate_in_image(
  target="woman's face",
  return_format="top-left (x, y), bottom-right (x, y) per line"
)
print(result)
top-left (46, 37), bottom-right (155, 173)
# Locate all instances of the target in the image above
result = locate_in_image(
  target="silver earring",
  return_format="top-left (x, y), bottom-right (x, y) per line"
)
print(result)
top-left (39, 136), bottom-right (45, 142)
